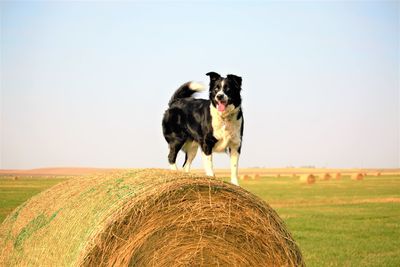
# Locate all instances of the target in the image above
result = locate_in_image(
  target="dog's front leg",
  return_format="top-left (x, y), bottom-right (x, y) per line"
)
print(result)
top-left (230, 148), bottom-right (240, 185)
top-left (202, 151), bottom-right (214, 177)
top-left (201, 136), bottom-right (216, 177)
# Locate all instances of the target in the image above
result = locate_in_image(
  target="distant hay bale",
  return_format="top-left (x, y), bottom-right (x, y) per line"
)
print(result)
top-left (276, 174), bottom-right (281, 178)
top-left (252, 174), bottom-right (261, 180)
top-left (0, 169), bottom-right (304, 266)
top-left (12, 176), bottom-right (18, 181)
top-left (320, 173), bottom-right (331, 180)
top-left (376, 172), bottom-right (381, 176)
top-left (299, 174), bottom-right (316, 184)
top-left (351, 173), bottom-right (364, 181)
top-left (335, 173), bottom-right (342, 180)
top-left (240, 174), bottom-right (251, 180)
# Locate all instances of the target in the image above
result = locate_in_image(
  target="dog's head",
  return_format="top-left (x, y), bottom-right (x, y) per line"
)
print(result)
top-left (206, 72), bottom-right (242, 113)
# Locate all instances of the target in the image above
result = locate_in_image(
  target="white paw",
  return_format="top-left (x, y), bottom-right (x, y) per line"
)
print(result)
top-left (206, 172), bottom-right (215, 177)
top-left (231, 178), bottom-right (239, 186)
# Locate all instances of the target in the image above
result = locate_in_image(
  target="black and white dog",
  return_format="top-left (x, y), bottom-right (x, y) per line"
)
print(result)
top-left (162, 72), bottom-right (244, 185)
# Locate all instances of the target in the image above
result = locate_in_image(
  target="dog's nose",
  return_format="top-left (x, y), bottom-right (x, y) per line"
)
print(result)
top-left (216, 94), bottom-right (224, 101)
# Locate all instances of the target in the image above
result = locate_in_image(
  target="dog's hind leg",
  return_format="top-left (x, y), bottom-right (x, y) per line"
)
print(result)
top-left (168, 140), bottom-right (185, 171)
top-left (182, 141), bottom-right (199, 173)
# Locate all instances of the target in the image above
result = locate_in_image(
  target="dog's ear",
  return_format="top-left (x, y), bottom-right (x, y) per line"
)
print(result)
top-left (227, 74), bottom-right (242, 87)
top-left (206, 72), bottom-right (221, 83)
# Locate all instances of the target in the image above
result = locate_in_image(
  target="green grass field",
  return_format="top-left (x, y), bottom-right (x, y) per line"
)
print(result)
top-left (0, 178), bottom-right (67, 223)
top-left (241, 175), bottom-right (400, 267)
top-left (1, 174), bottom-right (399, 266)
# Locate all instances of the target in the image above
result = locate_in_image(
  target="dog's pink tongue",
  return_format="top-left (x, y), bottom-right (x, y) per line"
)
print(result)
top-left (217, 103), bottom-right (226, 112)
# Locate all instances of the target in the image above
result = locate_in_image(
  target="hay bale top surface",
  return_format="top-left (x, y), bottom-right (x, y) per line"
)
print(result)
top-left (0, 169), bottom-right (304, 267)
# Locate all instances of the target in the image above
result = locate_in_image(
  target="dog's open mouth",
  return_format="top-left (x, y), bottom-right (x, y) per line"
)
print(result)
top-left (217, 101), bottom-right (227, 112)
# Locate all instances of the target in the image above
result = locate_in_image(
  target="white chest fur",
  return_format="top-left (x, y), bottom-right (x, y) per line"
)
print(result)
top-left (210, 105), bottom-right (242, 152)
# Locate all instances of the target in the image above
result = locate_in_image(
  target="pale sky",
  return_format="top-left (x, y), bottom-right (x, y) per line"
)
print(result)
top-left (1, 1), bottom-right (399, 169)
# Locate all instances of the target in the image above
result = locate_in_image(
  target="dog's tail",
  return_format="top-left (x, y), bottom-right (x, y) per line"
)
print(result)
top-left (168, 82), bottom-right (204, 106)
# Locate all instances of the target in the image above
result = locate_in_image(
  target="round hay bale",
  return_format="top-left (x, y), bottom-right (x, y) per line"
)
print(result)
top-left (299, 174), bottom-right (316, 184)
top-left (252, 174), bottom-right (261, 180)
top-left (335, 173), bottom-right (342, 180)
top-left (351, 173), bottom-right (364, 181)
top-left (13, 176), bottom-right (19, 181)
top-left (320, 173), bottom-right (331, 180)
top-left (240, 174), bottom-right (251, 181)
top-left (0, 169), bottom-right (304, 266)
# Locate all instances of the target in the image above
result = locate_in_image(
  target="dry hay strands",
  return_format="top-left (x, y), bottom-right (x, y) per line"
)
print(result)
top-left (334, 173), bottom-right (342, 180)
top-left (299, 174), bottom-right (316, 184)
top-left (320, 173), bottom-right (332, 181)
top-left (351, 173), bottom-right (364, 181)
top-left (0, 169), bottom-right (304, 267)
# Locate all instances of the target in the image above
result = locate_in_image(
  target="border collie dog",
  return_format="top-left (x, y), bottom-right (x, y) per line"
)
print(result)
top-left (162, 72), bottom-right (244, 185)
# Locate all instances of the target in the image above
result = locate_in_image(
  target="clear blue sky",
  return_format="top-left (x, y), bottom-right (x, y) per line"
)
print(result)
top-left (1, 1), bottom-right (399, 169)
